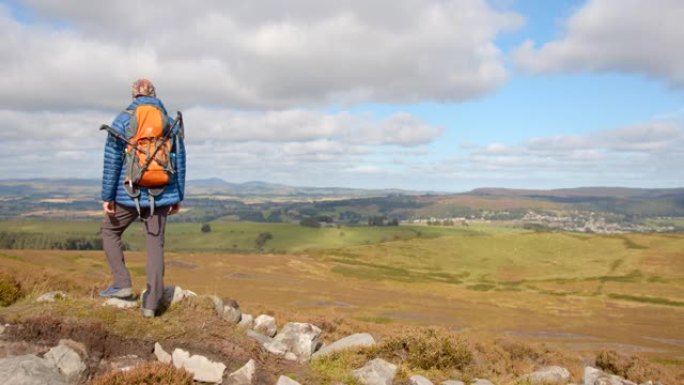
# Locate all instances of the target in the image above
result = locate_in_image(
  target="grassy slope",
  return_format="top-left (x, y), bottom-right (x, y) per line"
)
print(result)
top-left (1, 220), bottom-right (683, 382)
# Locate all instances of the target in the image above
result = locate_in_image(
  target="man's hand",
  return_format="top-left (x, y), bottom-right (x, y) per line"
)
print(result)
top-left (169, 203), bottom-right (181, 215)
top-left (103, 201), bottom-right (116, 216)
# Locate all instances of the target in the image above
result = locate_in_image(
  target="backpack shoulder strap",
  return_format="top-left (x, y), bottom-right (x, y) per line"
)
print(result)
top-left (124, 107), bottom-right (137, 139)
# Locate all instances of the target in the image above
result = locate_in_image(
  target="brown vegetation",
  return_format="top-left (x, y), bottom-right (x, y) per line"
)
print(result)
top-left (596, 350), bottom-right (673, 384)
top-left (90, 362), bottom-right (193, 385)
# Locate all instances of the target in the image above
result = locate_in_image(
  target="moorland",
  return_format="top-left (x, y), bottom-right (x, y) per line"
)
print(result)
top-left (0, 178), bottom-right (683, 383)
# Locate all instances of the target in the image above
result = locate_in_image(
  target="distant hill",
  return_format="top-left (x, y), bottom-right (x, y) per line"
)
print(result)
top-left (189, 178), bottom-right (430, 198)
top-left (0, 178), bottom-right (682, 222)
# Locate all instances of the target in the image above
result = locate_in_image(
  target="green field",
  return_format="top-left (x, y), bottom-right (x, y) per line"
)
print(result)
top-left (0, 220), bottom-right (460, 253)
top-left (1, 220), bottom-right (683, 363)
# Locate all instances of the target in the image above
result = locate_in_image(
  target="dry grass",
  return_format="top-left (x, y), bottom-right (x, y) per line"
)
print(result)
top-left (90, 362), bottom-right (193, 385)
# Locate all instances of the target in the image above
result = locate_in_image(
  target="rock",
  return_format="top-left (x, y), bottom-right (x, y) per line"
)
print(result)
top-left (441, 381), bottom-right (465, 385)
top-left (313, 333), bottom-right (376, 358)
top-left (172, 348), bottom-right (226, 384)
top-left (352, 358), bottom-right (397, 385)
top-left (162, 285), bottom-right (196, 306)
top-left (36, 291), bottom-right (67, 303)
top-left (207, 295), bottom-right (224, 315)
top-left (253, 314), bottom-right (277, 337)
top-left (0, 324), bottom-right (5, 337)
top-left (0, 340), bottom-right (48, 359)
top-left (0, 354), bottom-right (67, 385)
top-left (246, 330), bottom-right (272, 345)
top-left (284, 352), bottom-right (298, 361)
top-left (410, 374), bottom-right (434, 385)
top-left (276, 375), bottom-right (303, 385)
top-left (102, 298), bottom-right (137, 309)
top-left (246, 330), bottom-right (288, 356)
top-left (238, 313), bottom-right (254, 329)
top-left (106, 355), bottom-right (145, 372)
top-left (584, 366), bottom-right (637, 385)
top-left (44, 342), bottom-right (87, 383)
top-left (273, 322), bottom-right (322, 361)
top-left (154, 342), bottom-right (172, 364)
top-left (225, 358), bottom-right (256, 385)
top-left (522, 366), bottom-right (571, 385)
top-left (263, 338), bottom-right (289, 356)
top-left (222, 301), bottom-right (242, 324)
top-left (471, 379), bottom-right (495, 385)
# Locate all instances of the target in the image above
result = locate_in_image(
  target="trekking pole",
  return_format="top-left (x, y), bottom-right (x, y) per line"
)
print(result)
top-left (99, 124), bottom-right (151, 157)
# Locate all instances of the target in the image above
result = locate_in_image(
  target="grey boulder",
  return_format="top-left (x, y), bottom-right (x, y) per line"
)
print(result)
top-left (44, 341), bottom-right (87, 384)
top-left (36, 291), bottom-right (67, 303)
top-left (0, 354), bottom-right (67, 385)
top-left (522, 366), bottom-right (570, 385)
top-left (273, 322), bottom-right (322, 361)
top-left (352, 358), bottom-right (397, 385)
top-left (253, 314), bottom-right (278, 337)
top-left (172, 348), bottom-right (226, 384)
top-left (313, 332), bottom-right (375, 358)
top-left (226, 358), bottom-right (256, 385)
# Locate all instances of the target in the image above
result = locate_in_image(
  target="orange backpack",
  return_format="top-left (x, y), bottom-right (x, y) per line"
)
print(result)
top-left (124, 104), bottom-right (173, 189)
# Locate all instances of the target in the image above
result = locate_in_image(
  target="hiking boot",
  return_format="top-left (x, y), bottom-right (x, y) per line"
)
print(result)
top-left (141, 308), bottom-right (155, 318)
top-left (99, 286), bottom-right (133, 299)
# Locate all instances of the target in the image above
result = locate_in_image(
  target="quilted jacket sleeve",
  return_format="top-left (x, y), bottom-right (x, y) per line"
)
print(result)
top-left (172, 114), bottom-right (186, 202)
top-left (100, 112), bottom-right (129, 202)
top-left (175, 137), bottom-right (186, 201)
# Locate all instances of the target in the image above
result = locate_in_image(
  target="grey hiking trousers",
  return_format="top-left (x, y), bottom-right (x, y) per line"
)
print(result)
top-left (101, 204), bottom-right (170, 310)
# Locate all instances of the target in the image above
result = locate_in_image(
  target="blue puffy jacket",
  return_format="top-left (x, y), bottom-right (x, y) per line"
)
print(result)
top-left (101, 96), bottom-right (186, 208)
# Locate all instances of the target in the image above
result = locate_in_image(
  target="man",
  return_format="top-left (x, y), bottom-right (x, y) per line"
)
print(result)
top-left (99, 79), bottom-right (186, 318)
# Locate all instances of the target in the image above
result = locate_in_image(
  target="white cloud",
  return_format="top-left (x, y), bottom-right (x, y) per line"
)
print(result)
top-left (1, 0), bottom-right (522, 110)
top-left (513, 0), bottom-right (684, 86)
top-left (184, 108), bottom-right (443, 146)
top-left (0, 107), bottom-right (440, 186)
top-left (435, 120), bottom-right (684, 188)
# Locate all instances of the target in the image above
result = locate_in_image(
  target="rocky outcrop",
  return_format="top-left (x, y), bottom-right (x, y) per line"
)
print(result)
top-left (4, 285), bottom-right (670, 385)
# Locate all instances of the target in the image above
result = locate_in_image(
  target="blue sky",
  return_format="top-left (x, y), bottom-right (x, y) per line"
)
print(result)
top-left (0, 0), bottom-right (682, 192)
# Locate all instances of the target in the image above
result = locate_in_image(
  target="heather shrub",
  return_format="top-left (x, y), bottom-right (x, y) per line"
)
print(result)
top-left (0, 271), bottom-right (22, 306)
top-left (371, 328), bottom-right (473, 371)
top-left (596, 350), bottom-right (666, 384)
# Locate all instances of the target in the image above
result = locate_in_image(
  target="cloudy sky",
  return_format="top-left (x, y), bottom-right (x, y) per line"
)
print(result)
top-left (1, 0), bottom-right (683, 192)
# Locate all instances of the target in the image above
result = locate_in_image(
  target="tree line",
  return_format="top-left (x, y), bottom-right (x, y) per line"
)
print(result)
top-left (0, 231), bottom-right (109, 250)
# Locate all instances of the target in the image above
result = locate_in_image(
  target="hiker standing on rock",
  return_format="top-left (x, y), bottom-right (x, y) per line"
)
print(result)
top-left (99, 79), bottom-right (186, 318)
